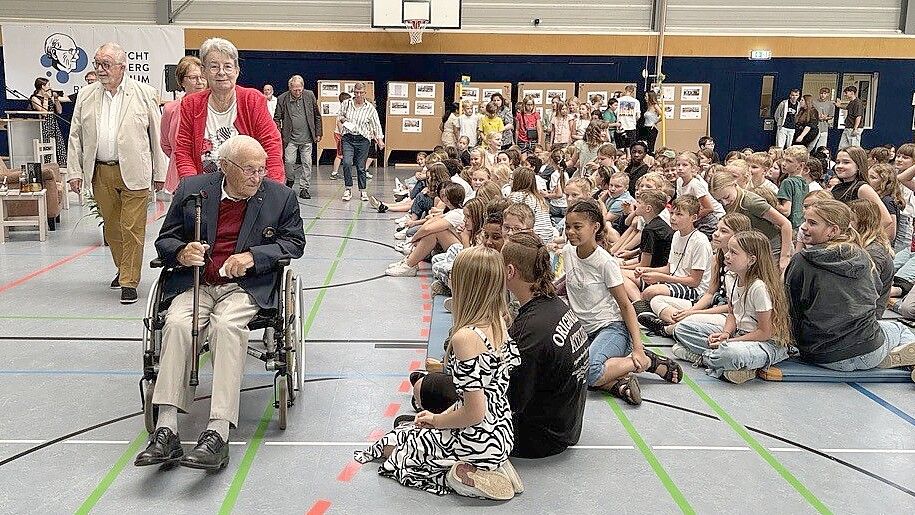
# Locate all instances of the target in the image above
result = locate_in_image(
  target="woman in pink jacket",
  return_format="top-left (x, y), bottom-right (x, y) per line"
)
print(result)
top-left (173, 38), bottom-right (284, 183)
top-left (160, 55), bottom-right (207, 192)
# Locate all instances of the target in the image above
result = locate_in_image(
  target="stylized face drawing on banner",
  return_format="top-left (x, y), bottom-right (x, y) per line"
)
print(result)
top-left (41, 33), bottom-right (88, 83)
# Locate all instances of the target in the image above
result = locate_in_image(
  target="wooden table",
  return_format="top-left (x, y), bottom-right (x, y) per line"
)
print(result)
top-left (0, 189), bottom-right (48, 243)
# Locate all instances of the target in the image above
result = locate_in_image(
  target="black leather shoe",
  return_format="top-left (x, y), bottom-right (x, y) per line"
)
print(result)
top-left (110, 274), bottom-right (120, 289)
top-left (299, 189), bottom-right (311, 199)
top-left (134, 427), bottom-right (183, 466)
top-left (120, 287), bottom-right (138, 304)
top-left (180, 430), bottom-right (229, 470)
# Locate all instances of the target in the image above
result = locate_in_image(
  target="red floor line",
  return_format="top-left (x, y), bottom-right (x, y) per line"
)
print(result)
top-left (366, 428), bottom-right (384, 442)
top-left (398, 379), bottom-right (412, 393)
top-left (408, 360), bottom-right (421, 371)
top-left (383, 402), bottom-right (401, 417)
top-left (305, 500), bottom-right (331, 515)
top-left (336, 461), bottom-right (361, 483)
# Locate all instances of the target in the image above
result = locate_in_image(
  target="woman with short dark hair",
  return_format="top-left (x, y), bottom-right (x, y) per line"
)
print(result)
top-left (29, 77), bottom-right (66, 166)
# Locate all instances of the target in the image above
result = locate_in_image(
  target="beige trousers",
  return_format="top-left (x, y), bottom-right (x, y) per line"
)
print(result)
top-left (152, 283), bottom-right (259, 426)
top-left (92, 163), bottom-right (149, 288)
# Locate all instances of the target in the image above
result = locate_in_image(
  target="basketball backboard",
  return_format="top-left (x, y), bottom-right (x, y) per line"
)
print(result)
top-left (372, 0), bottom-right (462, 29)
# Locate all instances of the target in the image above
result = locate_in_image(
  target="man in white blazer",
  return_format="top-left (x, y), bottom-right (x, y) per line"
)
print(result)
top-left (68, 42), bottom-right (167, 304)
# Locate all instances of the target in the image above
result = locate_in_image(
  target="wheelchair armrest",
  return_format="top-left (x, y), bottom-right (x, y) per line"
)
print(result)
top-left (150, 258), bottom-right (165, 268)
top-left (274, 258), bottom-right (291, 270)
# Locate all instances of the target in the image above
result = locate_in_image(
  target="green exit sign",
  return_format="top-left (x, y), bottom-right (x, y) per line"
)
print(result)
top-left (750, 50), bottom-right (772, 60)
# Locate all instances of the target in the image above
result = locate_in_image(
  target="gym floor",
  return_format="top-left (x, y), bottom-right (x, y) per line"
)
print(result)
top-left (0, 169), bottom-right (913, 514)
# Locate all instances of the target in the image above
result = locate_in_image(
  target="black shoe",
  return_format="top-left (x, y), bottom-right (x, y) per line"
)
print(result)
top-left (180, 430), bottom-right (229, 471)
top-left (285, 179), bottom-right (294, 188)
top-left (134, 427), bottom-right (183, 466)
top-left (394, 193), bottom-right (408, 202)
top-left (299, 189), bottom-right (311, 200)
top-left (110, 274), bottom-right (120, 289)
top-left (638, 312), bottom-right (669, 337)
top-left (121, 287), bottom-right (138, 304)
top-left (632, 300), bottom-right (651, 316)
top-left (378, 203), bottom-right (389, 213)
top-left (393, 414), bottom-right (415, 429)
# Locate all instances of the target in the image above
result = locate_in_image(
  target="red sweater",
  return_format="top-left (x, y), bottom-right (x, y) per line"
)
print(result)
top-left (204, 198), bottom-right (248, 285)
top-left (175, 86), bottom-right (284, 183)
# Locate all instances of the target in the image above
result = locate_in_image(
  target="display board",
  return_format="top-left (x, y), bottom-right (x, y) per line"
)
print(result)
top-left (316, 80), bottom-right (375, 163)
top-left (454, 82), bottom-right (512, 113)
top-left (654, 83), bottom-right (711, 152)
top-left (384, 81), bottom-right (445, 167)
top-left (515, 82), bottom-right (575, 120)
top-left (577, 83), bottom-right (632, 110)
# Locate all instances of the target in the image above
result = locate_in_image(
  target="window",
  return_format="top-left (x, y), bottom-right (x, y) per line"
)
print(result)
top-left (759, 75), bottom-right (775, 118)
top-left (838, 73), bottom-right (878, 129)
top-left (802, 73), bottom-right (838, 101)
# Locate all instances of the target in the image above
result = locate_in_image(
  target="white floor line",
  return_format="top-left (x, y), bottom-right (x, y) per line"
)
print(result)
top-left (1, 439), bottom-right (914, 454)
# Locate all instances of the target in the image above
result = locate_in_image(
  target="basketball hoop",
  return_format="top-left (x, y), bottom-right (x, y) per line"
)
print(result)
top-left (405, 19), bottom-right (428, 45)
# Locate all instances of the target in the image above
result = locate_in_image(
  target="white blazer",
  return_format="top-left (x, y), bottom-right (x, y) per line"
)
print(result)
top-left (67, 78), bottom-right (167, 191)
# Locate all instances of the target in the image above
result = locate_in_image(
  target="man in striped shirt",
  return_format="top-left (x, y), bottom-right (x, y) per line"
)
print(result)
top-left (337, 83), bottom-right (384, 201)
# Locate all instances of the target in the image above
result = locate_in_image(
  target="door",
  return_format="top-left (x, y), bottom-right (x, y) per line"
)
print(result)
top-left (728, 72), bottom-right (777, 151)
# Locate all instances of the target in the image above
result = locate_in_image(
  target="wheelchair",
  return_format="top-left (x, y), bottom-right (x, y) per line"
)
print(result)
top-left (139, 257), bottom-right (305, 431)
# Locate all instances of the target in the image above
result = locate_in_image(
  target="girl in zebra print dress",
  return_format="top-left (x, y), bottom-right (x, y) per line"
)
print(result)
top-left (354, 246), bottom-right (521, 500)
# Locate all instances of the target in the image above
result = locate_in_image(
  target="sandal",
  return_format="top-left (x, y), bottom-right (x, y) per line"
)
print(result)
top-left (645, 349), bottom-right (683, 384)
top-left (608, 375), bottom-right (642, 406)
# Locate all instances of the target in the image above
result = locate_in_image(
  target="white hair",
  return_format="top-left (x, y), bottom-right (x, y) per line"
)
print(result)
top-left (218, 135), bottom-right (266, 162)
top-left (95, 42), bottom-right (127, 65)
top-left (288, 75), bottom-right (304, 87)
top-left (199, 37), bottom-right (239, 66)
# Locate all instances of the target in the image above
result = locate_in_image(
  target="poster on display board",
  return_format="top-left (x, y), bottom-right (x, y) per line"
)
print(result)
top-left (664, 104), bottom-right (675, 119)
top-left (1, 23), bottom-right (184, 99)
top-left (389, 100), bottom-right (410, 115)
top-left (680, 104), bottom-right (702, 120)
top-left (415, 101), bottom-right (435, 116)
top-left (344, 82), bottom-right (358, 95)
top-left (482, 88), bottom-right (502, 101)
top-left (415, 83), bottom-right (436, 98)
top-left (662, 86), bottom-right (675, 102)
top-left (402, 118), bottom-right (423, 133)
top-left (588, 91), bottom-right (608, 107)
top-left (680, 86), bottom-right (703, 102)
top-left (321, 82), bottom-right (341, 97)
top-left (523, 90), bottom-right (543, 105)
top-left (388, 82), bottom-right (409, 98)
top-left (461, 87), bottom-right (479, 103)
top-left (321, 102), bottom-right (340, 117)
top-left (546, 90), bottom-right (566, 103)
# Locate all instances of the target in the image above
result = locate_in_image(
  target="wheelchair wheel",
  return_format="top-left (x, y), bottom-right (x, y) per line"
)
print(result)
top-left (284, 270), bottom-right (304, 399)
top-left (143, 379), bottom-right (158, 434)
top-left (276, 373), bottom-right (288, 430)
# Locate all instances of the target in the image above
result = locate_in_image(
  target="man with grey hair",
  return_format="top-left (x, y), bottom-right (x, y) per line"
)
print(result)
top-left (137, 134), bottom-right (305, 470)
top-left (68, 42), bottom-right (167, 304)
top-left (273, 74), bottom-right (321, 199)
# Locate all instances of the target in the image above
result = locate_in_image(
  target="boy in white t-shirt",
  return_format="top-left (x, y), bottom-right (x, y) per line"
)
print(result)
top-left (615, 85), bottom-right (641, 149)
top-left (624, 195), bottom-right (713, 324)
top-left (457, 100), bottom-right (481, 147)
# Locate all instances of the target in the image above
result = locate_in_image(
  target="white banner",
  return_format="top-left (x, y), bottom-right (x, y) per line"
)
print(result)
top-left (2, 23), bottom-right (184, 100)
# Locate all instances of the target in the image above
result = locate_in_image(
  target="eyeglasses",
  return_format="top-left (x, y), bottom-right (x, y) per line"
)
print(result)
top-left (207, 63), bottom-right (237, 74)
top-left (222, 158), bottom-right (267, 178)
top-left (184, 75), bottom-right (205, 83)
top-left (92, 60), bottom-right (119, 71)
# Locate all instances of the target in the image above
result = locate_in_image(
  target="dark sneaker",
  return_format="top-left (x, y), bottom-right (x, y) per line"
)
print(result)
top-left (632, 300), bottom-right (652, 316)
top-left (134, 427), bottom-right (183, 466)
top-left (121, 287), bottom-right (138, 304)
top-left (299, 189), bottom-right (311, 199)
top-left (180, 430), bottom-right (229, 471)
top-left (638, 312), bottom-right (669, 336)
top-left (110, 274), bottom-right (120, 289)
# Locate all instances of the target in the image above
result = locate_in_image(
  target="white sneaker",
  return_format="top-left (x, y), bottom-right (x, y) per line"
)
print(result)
top-left (386, 261), bottom-right (418, 277)
top-left (342, 189), bottom-right (352, 201)
top-left (394, 230), bottom-right (407, 241)
top-left (361, 191), bottom-right (369, 202)
top-left (330, 171), bottom-right (339, 180)
top-left (671, 343), bottom-right (702, 364)
top-left (395, 215), bottom-right (409, 225)
top-left (446, 463), bottom-right (514, 501)
top-left (443, 297), bottom-right (453, 313)
top-left (499, 460), bottom-right (524, 494)
top-left (387, 258), bottom-right (406, 269)
top-left (366, 172), bottom-right (374, 180)
top-left (394, 177), bottom-right (406, 191)
top-left (400, 243), bottom-right (414, 256)
top-left (369, 195), bottom-right (381, 209)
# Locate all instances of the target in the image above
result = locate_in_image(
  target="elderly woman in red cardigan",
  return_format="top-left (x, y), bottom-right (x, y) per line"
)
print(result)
top-left (173, 37), bottom-right (284, 183)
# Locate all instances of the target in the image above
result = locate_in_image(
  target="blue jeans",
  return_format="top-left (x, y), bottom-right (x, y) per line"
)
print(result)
top-left (586, 322), bottom-right (632, 386)
top-left (672, 321), bottom-right (789, 378)
top-left (818, 321), bottom-right (914, 371)
top-left (342, 134), bottom-right (370, 190)
top-left (893, 247), bottom-right (915, 282)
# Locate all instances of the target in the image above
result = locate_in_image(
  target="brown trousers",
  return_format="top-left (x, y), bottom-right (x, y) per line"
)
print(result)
top-left (92, 163), bottom-right (149, 288)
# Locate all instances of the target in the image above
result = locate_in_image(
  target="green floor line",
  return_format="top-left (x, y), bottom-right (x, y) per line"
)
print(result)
top-left (74, 432), bottom-right (148, 515)
top-left (604, 395), bottom-right (695, 514)
top-left (219, 200), bottom-right (361, 514)
top-left (681, 374), bottom-right (832, 514)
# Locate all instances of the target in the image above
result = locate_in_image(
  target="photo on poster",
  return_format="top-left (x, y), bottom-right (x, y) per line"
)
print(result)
top-left (389, 100), bottom-right (410, 116)
top-left (664, 104), bottom-right (675, 119)
top-left (321, 101), bottom-right (340, 117)
top-left (402, 118), bottom-right (422, 133)
top-left (461, 87), bottom-right (479, 103)
top-left (546, 89), bottom-right (567, 103)
top-left (680, 86), bottom-right (702, 102)
top-left (321, 82), bottom-right (341, 98)
top-left (414, 100), bottom-right (435, 116)
top-left (588, 91), bottom-right (608, 107)
top-left (388, 82), bottom-right (409, 98)
top-left (523, 90), bottom-right (543, 105)
top-left (416, 83), bottom-right (436, 98)
top-left (482, 88), bottom-right (502, 101)
top-left (344, 83), bottom-right (358, 95)
top-left (662, 86), bottom-right (675, 102)
top-left (680, 104), bottom-right (701, 120)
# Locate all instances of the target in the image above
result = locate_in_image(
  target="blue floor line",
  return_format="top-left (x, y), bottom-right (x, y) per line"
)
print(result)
top-left (847, 382), bottom-right (915, 428)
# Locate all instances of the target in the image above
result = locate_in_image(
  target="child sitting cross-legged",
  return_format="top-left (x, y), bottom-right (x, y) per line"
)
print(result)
top-left (624, 194), bottom-right (714, 325)
top-left (620, 189), bottom-right (674, 275)
top-left (429, 197), bottom-right (487, 296)
top-left (672, 230), bottom-right (792, 384)
top-left (388, 182), bottom-right (466, 277)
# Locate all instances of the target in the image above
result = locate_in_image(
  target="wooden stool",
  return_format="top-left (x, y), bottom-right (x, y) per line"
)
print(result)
top-left (0, 189), bottom-right (48, 243)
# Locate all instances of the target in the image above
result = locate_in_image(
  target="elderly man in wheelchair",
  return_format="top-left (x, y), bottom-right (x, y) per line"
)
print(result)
top-left (134, 135), bottom-right (305, 471)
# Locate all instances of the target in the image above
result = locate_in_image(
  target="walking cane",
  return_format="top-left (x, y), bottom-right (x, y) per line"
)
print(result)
top-left (184, 191), bottom-right (206, 387)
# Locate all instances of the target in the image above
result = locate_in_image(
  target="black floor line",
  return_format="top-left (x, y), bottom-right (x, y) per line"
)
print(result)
top-left (308, 233), bottom-right (400, 251)
top-left (0, 378), bottom-right (342, 468)
top-left (302, 274), bottom-right (388, 290)
top-left (0, 336), bottom-right (428, 344)
top-left (641, 397), bottom-right (915, 499)
top-left (304, 217), bottom-right (399, 222)
top-left (374, 343), bottom-right (427, 349)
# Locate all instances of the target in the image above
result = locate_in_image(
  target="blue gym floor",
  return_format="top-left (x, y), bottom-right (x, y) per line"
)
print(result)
top-left (0, 169), bottom-right (913, 514)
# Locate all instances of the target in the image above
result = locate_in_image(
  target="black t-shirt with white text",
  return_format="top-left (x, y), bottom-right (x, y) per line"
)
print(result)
top-left (784, 99), bottom-right (799, 130)
top-left (508, 295), bottom-right (590, 458)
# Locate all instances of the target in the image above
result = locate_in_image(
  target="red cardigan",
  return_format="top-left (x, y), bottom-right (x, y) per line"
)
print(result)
top-left (174, 86), bottom-right (284, 183)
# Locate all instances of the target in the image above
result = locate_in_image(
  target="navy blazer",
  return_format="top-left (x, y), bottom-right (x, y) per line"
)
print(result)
top-left (155, 173), bottom-right (306, 309)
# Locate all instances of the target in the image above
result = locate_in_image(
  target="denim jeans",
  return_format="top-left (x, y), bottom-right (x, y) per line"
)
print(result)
top-left (586, 322), bottom-right (632, 386)
top-left (894, 213), bottom-right (912, 254)
top-left (284, 141), bottom-right (313, 190)
top-left (672, 321), bottom-right (790, 378)
top-left (818, 321), bottom-right (914, 371)
top-left (894, 247), bottom-right (915, 283)
top-left (342, 134), bottom-right (370, 190)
